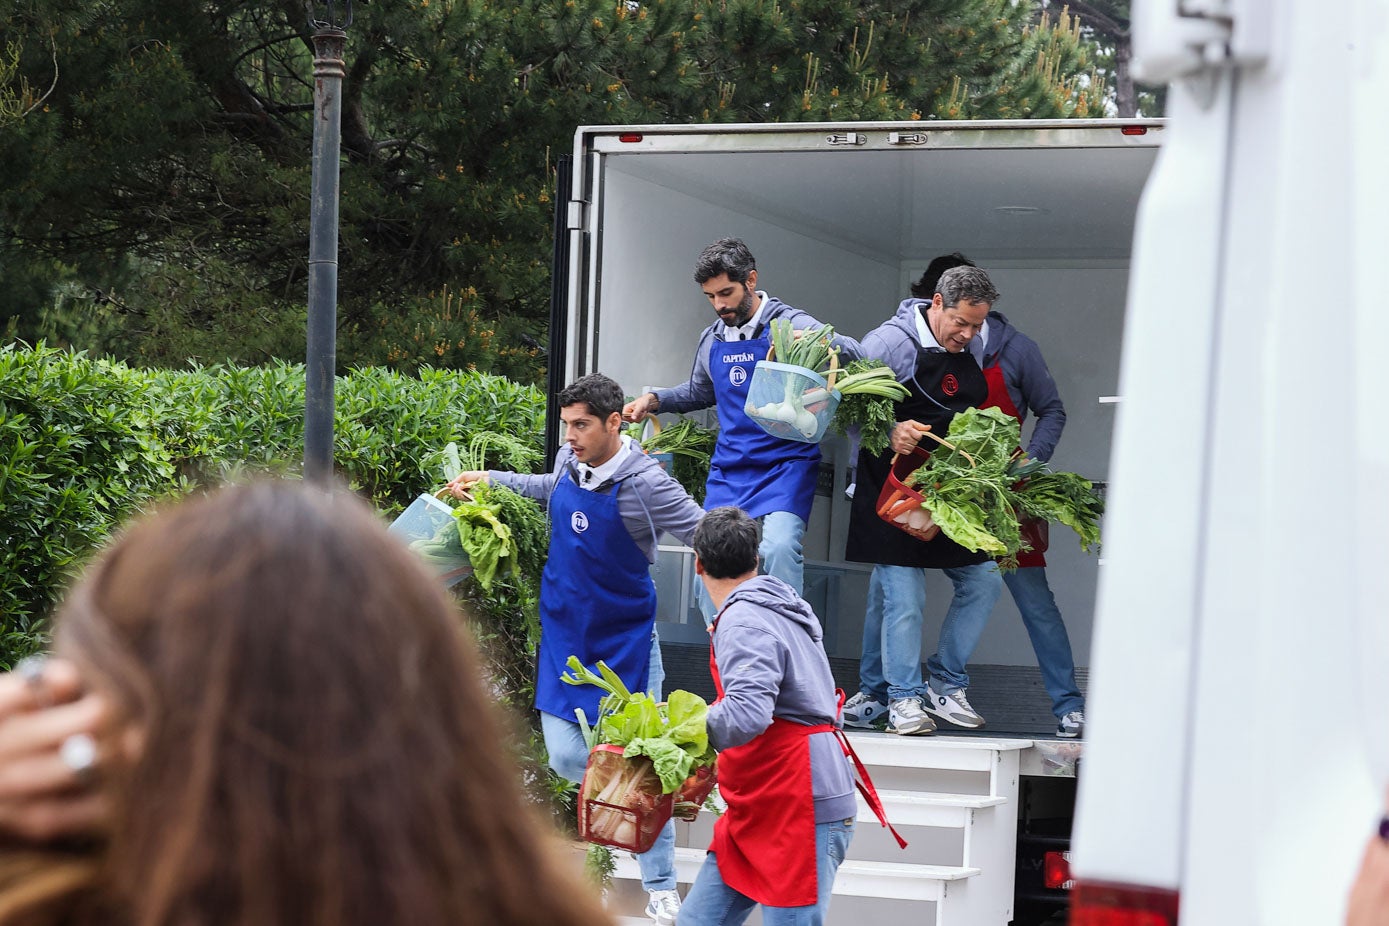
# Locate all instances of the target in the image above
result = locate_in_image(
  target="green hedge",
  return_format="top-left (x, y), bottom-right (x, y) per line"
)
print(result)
top-left (0, 342), bottom-right (547, 667)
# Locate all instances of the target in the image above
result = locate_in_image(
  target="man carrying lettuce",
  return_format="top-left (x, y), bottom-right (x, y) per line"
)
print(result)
top-left (841, 264), bottom-right (1004, 736)
top-left (447, 373), bottom-right (704, 926)
top-left (679, 506), bottom-right (859, 926)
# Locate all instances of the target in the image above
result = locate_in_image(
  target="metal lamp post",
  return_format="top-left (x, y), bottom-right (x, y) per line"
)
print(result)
top-left (303, 0), bottom-right (351, 484)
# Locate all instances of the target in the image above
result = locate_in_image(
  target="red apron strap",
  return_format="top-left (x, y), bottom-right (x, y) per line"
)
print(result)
top-left (834, 729), bottom-right (908, 849)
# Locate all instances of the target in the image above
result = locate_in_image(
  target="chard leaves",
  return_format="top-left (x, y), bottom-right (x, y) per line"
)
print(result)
top-left (905, 407), bottom-right (1104, 562)
top-left (562, 657), bottom-right (716, 794)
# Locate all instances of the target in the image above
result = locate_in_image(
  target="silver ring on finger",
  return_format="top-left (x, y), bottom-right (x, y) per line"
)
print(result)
top-left (16, 656), bottom-right (51, 706)
top-left (60, 733), bottom-right (99, 784)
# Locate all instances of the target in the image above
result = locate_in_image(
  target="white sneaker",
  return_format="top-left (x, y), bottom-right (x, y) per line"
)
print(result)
top-left (924, 683), bottom-right (985, 728)
top-left (887, 696), bottom-right (936, 735)
top-left (645, 889), bottom-right (681, 926)
top-left (843, 691), bottom-right (889, 729)
top-left (1057, 710), bottom-right (1085, 738)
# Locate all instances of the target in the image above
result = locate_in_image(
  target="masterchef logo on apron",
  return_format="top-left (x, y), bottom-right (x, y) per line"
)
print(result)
top-left (723, 350), bottom-right (755, 387)
top-left (570, 510), bottom-right (590, 533)
top-left (942, 373), bottom-right (960, 395)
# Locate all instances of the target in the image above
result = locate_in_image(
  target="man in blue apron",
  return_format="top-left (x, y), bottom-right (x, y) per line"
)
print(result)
top-left (841, 265), bottom-right (1005, 736)
top-left (622, 238), bottom-right (860, 620)
top-left (447, 374), bottom-right (704, 926)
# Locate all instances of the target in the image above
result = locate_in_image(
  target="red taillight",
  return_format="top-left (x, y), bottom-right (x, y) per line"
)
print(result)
top-left (1070, 880), bottom-right (1179, 925)
top-left (618, 132), bottom-right (644, 143)
top-left (1120, 125), bottom-right (1148, 136)
top-left (1043, 850), bottom-right (1074, 889)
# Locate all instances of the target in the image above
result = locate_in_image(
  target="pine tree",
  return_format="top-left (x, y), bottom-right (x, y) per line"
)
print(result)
top-left (0, 0), bottom-right (1106, 371)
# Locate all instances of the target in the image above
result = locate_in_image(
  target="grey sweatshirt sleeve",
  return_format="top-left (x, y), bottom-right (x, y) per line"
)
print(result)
top-left (705, 621), bottom-right (786, 751)
top-left (652, 327), bottom-right (717, 414)
top-left (617, 467), bottom-right (707, 558)
top-left (785, 309), bottom-right (864, 365)
top-left (487, 469), bottom-right (559, 504)
top-left (636, 470), bottom-right (706, 547)
top-left (1012, 339), bottom-right (1066, 463)
top-left (861, 324), bottom-right (918, 383)
top-left (487, 449), bottom-right (565, 505)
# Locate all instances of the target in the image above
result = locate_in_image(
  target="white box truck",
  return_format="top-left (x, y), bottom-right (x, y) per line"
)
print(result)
top-left (549, 118), bottom-right (1161, 924)
top-left (1069, 1), bottom-right (1389, 924)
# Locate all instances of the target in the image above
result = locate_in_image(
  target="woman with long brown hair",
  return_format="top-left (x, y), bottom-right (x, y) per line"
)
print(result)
top-left (0, 480), bottom-right (612, 926)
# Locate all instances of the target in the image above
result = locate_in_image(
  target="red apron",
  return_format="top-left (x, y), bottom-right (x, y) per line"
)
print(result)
top-left (979, 362), bottom-right (1047, 568)
top-left (707, 626), bottom-right (907, 908)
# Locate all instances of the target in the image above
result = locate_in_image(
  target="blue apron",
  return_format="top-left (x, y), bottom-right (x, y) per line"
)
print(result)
top-left (705, 331), bottom-right (820, 522)
top-left (534, 474), bottom-right (658, 724)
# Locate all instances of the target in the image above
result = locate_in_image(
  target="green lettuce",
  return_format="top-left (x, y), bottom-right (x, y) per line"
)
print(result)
top-left (563, 657), bottom-right (716, 794)
top-left (905, 406), bottom-right (1104, 563)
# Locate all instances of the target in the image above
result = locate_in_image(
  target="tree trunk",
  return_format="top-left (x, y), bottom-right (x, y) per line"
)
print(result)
top-left (1114, 34), bottom-right (1137, 118)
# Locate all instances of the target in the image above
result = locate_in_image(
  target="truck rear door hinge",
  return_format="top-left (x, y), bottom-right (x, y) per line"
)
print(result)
top-left (825, 132), bottom-right (867, 147)
top-left (566, 200), bottom-right (587, 232)
top-left (887, 131), bottom-right (929, 146)
top-left (1132, 0), bottom-right (1269, 84)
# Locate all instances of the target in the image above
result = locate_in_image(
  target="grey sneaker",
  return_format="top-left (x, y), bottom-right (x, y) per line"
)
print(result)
top-left (887, 696), bottom-right (937, 735)
top-left (924, 683), bottom-right (986, 729)
top-left (1057, 710), bottom-right (1085, 738)
top-left (645, 889), bottom-right (681, 926)
top-left (843, 691), bottom-right (889, 729)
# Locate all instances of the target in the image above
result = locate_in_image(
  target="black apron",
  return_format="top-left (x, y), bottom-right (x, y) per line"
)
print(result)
top-left (845, 341), bottom-right (989, 568)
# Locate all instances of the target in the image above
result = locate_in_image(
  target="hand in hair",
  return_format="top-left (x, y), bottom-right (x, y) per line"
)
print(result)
top-left (0, 660), bottom-right (109, 844)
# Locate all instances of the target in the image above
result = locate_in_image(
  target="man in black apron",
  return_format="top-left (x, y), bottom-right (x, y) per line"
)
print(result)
top-left (900, 253), bottom-right (1088, 739)
top-left (842, 266), bottom-right (1005, 735)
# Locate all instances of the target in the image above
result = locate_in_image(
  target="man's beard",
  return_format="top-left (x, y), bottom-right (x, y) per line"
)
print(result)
top-left (729, 285), bottom-right (756, 326)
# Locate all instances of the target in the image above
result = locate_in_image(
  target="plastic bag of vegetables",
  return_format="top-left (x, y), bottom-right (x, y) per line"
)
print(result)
top-left (388, 491), bottom-right (473, 587)
top-left (745, 320), bottom-right (908, 443)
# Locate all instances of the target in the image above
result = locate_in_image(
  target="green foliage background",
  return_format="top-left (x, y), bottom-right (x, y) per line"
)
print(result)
top-left (1, 0), bottom-right (1106, 372)
top-left (0, 342), bottom-right (546, 670)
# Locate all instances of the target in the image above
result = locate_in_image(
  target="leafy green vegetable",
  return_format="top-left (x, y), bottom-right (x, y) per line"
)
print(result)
top-left (562, 656), bottom-right (716, 794)
top-left (769, 318), bottom-right (836, 372)
top-left (626, 416), bottom-right (716, 504)
top-left (438, 441), bottom-right (464, 485)
top-left (448, 481), bottom-right (547, 591)
top-left (485, 481), bottom-right (549, 580)
top-left (902, 407), bottom-right (1104, 564)
top-left (831, 359), bottom-right (904, 456)
top-left (584, 844), bottom-right (616, 887)
top-left (452, 492), bottom-right (514, 590)
top-left (1016, 471), bottom-right (1104, 551)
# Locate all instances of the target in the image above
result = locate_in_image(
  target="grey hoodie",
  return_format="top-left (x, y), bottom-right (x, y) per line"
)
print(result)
top-left (488, 440), bottom-right (705, 561)
top-left (860, 297), bottom-right (986, 380)
top-left (855, 301), bottom-right (1064, 461)
top-left (709, 575), bottom-right (857, 823)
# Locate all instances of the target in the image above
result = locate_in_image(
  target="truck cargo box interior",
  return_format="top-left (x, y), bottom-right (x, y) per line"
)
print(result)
top-left (560, 122), bottom-right (1162, 734)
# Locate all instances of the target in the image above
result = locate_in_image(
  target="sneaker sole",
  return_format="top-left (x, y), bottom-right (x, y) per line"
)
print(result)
top-left (842, 717), bottom-right (883, 730)
top-left (924, 705), bottom-right (985, 729)
top-left (1056, 730), bottom-right (1081, 738)
top-left (888, 721), bottom-right (935, 735)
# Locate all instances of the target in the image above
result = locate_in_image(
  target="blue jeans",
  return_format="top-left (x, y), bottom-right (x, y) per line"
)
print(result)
top-left (1003, 566), bottom-right (1084, 719)
top-left (540, 632), bottom-right (675, 892)
top-left (923, 561), bottom-right (1004, 695)
top-left (678, 819), bottom-right (854, 925)
top-left (695, 510), bottom-right (805, 623)
top-left (858, 565), bottom-right (929, 702)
